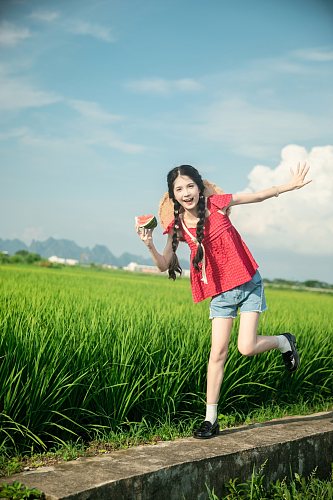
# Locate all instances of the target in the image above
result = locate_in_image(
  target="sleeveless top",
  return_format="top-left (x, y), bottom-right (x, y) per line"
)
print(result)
top-left (163, 194), bottom-right (258, 303)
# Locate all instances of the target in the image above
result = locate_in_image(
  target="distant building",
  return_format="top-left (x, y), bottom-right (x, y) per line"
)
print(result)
top-left (124, 262), bottom-right (165, 274)
top-left (48, 256), bottom-right (78, 266)
top-left (101, 264), bottom-right (118, 270)
top-left (124, 261), bottom-right (190, 278)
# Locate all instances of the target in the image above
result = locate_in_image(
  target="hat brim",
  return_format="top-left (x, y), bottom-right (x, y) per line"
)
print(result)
top-left (158, 179), bottom-right (224, 230)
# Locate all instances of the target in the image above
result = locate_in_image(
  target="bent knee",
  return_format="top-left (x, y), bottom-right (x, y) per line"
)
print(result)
top-left (238, 344), bottom-right (256, 357)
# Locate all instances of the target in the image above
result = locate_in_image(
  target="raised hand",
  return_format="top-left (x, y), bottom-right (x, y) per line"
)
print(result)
top-left (289, 162), bottom-right (312, 190)
top-left (136, 226), bottom-right (154, 247)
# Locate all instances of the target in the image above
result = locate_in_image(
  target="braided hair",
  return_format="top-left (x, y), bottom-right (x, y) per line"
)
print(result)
top-left (167, 165), bottom-right (206, 280)
top-left (192, 192), bottom-right (206, 271)
top-left (168, 199), bottom-right (182, 280)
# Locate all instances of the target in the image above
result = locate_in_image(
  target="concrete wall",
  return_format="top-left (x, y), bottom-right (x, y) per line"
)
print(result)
top-left (4, 412), bottom-right (333, 499)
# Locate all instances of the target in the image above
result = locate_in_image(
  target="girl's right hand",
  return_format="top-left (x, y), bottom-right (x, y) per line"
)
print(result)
top-left (136, 226), bottom-right (154, 247)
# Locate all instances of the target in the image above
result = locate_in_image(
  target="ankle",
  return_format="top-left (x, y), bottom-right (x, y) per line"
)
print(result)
top-left (205, 403), bottom-right (218, 424)
top-left (276, 334), bottom-right (291, 353)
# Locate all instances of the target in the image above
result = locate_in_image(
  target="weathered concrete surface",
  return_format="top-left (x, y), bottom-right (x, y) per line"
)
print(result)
top-left (4, 411), bottom-right (333, 500)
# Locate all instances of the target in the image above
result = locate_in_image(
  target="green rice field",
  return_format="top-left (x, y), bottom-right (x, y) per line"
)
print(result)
top-left (0, 264), bottom-right (332, 454)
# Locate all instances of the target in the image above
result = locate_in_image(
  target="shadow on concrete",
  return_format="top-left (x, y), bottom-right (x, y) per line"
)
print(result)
top-left (218, 411), bottom-right (333, 436)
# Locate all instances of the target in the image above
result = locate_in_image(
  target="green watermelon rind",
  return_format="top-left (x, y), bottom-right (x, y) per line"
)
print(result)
top-left (135, 215), bottom-right (158, 229)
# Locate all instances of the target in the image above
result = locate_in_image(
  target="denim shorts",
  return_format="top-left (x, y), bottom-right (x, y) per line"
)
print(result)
top-left (209, 270), bottom-right (267, 319)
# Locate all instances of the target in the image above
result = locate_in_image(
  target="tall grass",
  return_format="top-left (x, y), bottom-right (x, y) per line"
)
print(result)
top-left (206, 462), bottom-right (333, 499)
top-left (0, 265), bottom-right (332, 453)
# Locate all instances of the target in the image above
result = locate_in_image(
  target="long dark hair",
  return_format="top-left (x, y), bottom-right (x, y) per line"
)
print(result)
top-left (166, 165), bottom-right (206, 280)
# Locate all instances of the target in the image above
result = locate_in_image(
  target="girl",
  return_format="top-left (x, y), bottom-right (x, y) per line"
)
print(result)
top-left (136, 163), bottom-right (311, 439)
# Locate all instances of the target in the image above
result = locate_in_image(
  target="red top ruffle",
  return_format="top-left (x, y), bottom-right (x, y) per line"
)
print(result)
top-left (163, 194), bottom-right (258, 303)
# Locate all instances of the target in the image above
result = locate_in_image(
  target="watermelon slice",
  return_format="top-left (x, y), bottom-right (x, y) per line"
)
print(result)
top-left (135, 214), bottom-right (158, 229)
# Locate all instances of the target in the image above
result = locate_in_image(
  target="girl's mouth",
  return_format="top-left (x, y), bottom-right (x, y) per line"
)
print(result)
top-left (183, 198), bottom-right (194, 204)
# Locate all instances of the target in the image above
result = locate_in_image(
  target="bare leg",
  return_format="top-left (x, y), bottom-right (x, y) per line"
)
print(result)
top-left (206, 317), bottom-right (234, 404)
top-left (237, 312), bottom-right (278, 356)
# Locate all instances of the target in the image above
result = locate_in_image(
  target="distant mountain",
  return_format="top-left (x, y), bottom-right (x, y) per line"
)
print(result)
top-left (0, 238), bottom-right (29, 254)
top-left (89, 244), bottom-right (117, 265)
top-left (29, 237), bottom-right (92, 262)
top-left (0, 237), bottom-right (189, 268)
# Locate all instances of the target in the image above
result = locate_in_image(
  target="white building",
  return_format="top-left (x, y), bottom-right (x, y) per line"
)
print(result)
top-left (124, 262), bottom-right (165, 274)
top-left (124, 261), bottom-right (190, 277)
top-left (48, 255), bottom-right (78, 266)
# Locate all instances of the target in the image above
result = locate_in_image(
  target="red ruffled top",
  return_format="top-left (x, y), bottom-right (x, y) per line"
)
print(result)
top-left (163, 194), bottom-right (258, 303)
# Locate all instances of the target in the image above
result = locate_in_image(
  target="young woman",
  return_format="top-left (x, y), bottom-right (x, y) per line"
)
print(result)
top-left (136, 163), bottom-right (311, 439)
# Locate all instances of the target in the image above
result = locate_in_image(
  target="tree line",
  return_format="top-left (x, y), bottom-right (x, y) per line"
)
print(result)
top-left (0, 249), bottom-right (42, 264)
top-left (1, 250), bottom-right (332, 289)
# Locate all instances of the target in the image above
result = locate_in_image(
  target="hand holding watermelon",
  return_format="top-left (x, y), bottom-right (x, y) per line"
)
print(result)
top-left (135, 214), bottom-right (157, 246)
top-left (135, 215), bottom-right (158, 230)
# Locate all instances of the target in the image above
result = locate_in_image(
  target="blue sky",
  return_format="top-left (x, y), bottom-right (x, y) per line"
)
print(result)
top-left (1, 0), bottom-right (333, 282)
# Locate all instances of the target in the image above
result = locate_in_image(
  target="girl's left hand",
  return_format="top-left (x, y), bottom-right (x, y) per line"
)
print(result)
top-left (289, 162), bottom-right (312, 190)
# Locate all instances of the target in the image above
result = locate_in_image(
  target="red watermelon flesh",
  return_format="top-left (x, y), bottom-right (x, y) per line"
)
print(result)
top-left (135, 214), bottom-right (158, 229)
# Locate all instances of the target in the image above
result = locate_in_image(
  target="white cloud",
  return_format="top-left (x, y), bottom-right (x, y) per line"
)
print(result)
top-left (232, 145), bottom-right (333, 255)
top-left (68, 100), bottom-right (145, 153)
top-left (251, 48), bottom-right (333, 76)
top-left (2, 123), bottom-right (145, 155)
top-left (293, 48), bottom-right (333, 62)
top-left (173, 79), bottom-right (202, 92)
top-left (68, 21), bottom-right (115, 42)
top-left (0, 127), bottom-right (29, 141)
top-left (69, 100), bottom-right (123, 123)
top-left (126, 77), bottom-right (203, 94)
top-left (18, 130), bottom-right (72, 149)
top-left (86, 130), bottom-right (145, 154)
top-left (0, 72), bottom-right (61, 110)
top-left (30, 10), bottom-right (60, 23)
top-left (0, 21), bottom-right (31, 46)
top-left (0, 79), bottom-right (145, 154)
top-left (192, 98), bottom-right (331, 158)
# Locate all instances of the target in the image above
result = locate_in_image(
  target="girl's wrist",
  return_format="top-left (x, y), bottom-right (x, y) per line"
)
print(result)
top-left (284, 182), bottom-right (295, 193)
top-left (275, 183), bottom-right (293, 196)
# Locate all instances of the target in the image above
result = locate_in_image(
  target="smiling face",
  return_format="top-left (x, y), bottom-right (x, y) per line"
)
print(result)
top-left (173, 174), bottom-right (200, 214)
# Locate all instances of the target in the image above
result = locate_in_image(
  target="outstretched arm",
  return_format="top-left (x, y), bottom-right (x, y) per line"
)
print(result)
top-left (230, 162), bottom-right (312, 206)
top-left (136, 227), bottom-right (173, 272)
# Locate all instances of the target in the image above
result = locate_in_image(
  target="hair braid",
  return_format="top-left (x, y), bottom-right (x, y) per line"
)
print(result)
top-left (168, 200), bottom-right (182, 280)
top-left (192, 193), bottom-right (206, 271)
top-left (166, 164), bottom-right (206, 279)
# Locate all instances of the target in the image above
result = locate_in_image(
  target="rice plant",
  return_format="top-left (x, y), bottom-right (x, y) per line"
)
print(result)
top-left (0, 265), bottom-right (332, 453)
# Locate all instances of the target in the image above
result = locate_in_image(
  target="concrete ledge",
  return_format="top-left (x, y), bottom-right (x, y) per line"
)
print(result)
top-left (4, 411), bottom-right (333, 499)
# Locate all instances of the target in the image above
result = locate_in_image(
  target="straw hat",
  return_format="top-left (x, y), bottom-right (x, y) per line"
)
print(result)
top-left (158, 179), bottom-right (224, 230)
